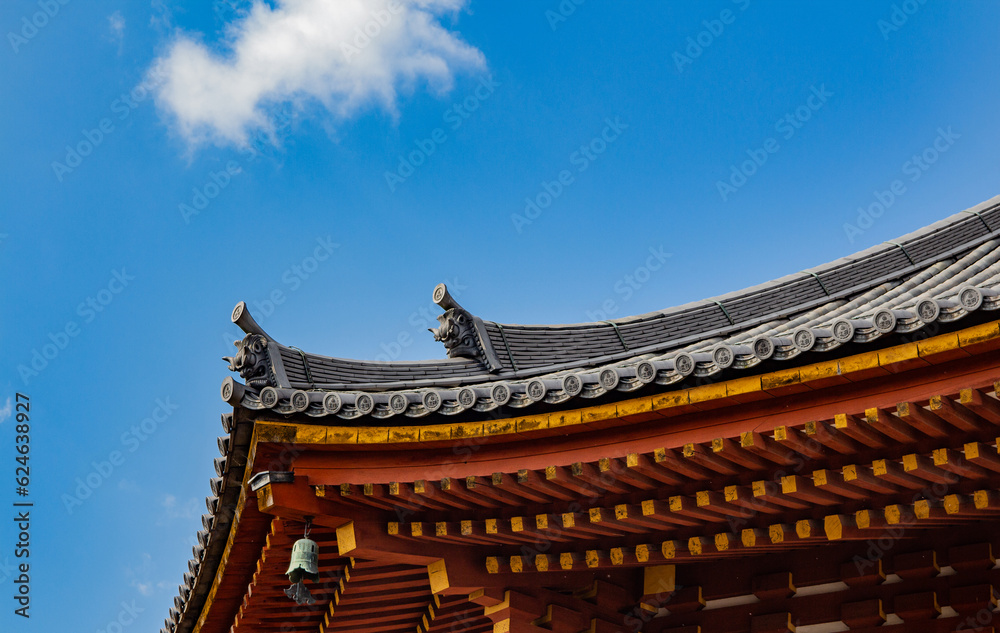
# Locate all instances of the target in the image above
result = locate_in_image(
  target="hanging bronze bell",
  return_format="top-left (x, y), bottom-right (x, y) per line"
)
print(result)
top-left (286, 537), bottom-right (319, 583)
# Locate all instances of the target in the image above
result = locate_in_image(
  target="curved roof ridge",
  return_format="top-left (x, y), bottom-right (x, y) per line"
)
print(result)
top-left (480, 194), bottom-right (1000, 330)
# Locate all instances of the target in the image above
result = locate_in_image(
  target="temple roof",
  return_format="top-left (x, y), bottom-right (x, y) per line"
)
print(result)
top-left (164, 194), bottom-right (1000, 633)
top-left (221, 194), bottom-right (1000, 422)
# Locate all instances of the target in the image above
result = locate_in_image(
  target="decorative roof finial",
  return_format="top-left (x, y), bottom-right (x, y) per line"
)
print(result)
top-left (223, 302), bottom-right (277, 390)
top-left (429, 283), bottom-right (502, 372)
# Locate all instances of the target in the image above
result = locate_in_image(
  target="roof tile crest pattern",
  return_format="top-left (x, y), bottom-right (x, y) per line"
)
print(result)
top-left (219, 195), bottom-right (1000, 422)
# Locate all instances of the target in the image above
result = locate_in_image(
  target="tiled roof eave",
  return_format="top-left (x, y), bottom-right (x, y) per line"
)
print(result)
top-left (162, 409), bottom-right (257, 633)
top-left (219, 196), bottom-right (1000, 422)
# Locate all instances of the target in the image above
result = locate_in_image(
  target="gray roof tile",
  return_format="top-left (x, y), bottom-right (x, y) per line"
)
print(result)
top-left (220, 196), bottom-right (1000, 421)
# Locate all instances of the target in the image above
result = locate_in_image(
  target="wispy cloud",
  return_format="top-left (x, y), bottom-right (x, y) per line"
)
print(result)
top-left (150, 0), bottom-right (173, 32)
top-left (0, 398), bottom-right (11, 424)
top-left (159, 494), bottom-right (200, 523)
top-left (118, 478), bottom-right (140, 493)
top-left (149, 0), bottom-right (484, 148)
top-left (124, 553), bottom-right (165, 596)
top-left (107, 11), bottom-right (125, 49)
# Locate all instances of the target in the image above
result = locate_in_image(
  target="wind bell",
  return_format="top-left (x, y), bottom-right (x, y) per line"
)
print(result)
top-left (284, 518), bottom-right (318, 606)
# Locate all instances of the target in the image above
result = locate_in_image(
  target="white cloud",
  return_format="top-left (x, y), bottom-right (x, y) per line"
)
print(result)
top-left (0, 398), bottom-right (11, 424)
top-left (150, 0), bottom-right (484, 147)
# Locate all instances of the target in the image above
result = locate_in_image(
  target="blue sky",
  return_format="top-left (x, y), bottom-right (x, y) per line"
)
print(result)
top-left (1, 0), bottom-right (999, 630)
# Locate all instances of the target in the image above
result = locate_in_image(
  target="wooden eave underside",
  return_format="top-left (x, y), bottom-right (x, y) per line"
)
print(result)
top-left (191, 320), bottom-right (1000, 633)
